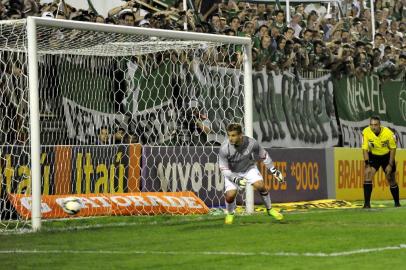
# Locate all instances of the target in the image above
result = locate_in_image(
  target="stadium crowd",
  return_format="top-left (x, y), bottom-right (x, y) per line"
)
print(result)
top-left (0, 0), bottom-right (405, 146)
top-left (0, 0), bottom-right (405, 80)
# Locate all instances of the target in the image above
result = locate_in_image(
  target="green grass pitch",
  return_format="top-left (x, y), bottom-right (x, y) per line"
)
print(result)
top-left (1, 201), bottom-right (405, 270)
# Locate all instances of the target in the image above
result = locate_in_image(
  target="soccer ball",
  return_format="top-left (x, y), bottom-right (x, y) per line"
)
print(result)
top-left (61, 197), bottom-right (82, 215)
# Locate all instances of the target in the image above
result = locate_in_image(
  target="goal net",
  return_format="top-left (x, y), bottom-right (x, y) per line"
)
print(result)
top-left (0, 18), bottom-right (252, 232)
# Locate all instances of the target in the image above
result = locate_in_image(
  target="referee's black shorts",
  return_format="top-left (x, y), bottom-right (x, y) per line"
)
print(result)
top-left (368, 153), bottom-right (396, 172)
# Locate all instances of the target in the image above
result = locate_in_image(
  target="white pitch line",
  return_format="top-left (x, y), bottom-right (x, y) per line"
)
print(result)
top-left (1, 244), bottom-right (406, 257)
top-left (1, 216), bottom-right (220, 235)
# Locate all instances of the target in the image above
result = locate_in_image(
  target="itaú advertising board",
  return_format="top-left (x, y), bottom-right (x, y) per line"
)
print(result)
top-left (334, 148), bottom-right (406, 200)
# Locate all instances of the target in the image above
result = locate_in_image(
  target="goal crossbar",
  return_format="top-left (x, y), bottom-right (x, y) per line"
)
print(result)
top-left (31, 17), bottom-right (252, 45)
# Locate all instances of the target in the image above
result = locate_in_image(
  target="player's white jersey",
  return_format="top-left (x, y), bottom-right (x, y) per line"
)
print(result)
top-left (218, 136), bottom-right (270, 176)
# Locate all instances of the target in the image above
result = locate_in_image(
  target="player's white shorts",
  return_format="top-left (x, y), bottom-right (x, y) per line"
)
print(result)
top-left (224, 167), bottom-right (263, 193)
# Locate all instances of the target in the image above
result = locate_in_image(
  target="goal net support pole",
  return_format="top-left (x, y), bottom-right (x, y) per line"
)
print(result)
top-left (27, 17), bottom-right (42, 232)
top-left (243, 44), bottom-right (254, 215)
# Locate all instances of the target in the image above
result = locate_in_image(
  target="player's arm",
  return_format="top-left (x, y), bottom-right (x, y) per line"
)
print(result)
top-left (385, 132), bottom-right (397, 173)
top-left (389, 132), bottom-right (397, 166)
top-left (389, 148), bottom-right (396, 166)
top-left (361, 131), bottom-right (370, 167)
top-left (218, 148), bottom-right (235, 179)
top-left (384, 148), bottom-right (396, 175)
top-left (255, 142), bottom-right (284, 183)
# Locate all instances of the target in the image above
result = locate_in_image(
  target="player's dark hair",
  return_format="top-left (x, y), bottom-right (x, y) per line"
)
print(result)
top-left (227, 123), bottom-right (242, 134)
top-left (370, 115), bottom-right (381, 122)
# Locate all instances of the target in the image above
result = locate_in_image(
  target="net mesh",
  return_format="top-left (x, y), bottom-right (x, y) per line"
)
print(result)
top-left (0, 19), bottom-right (247, 231)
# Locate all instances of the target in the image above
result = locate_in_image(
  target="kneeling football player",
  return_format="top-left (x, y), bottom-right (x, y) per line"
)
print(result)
top-left (218, 123), bottom-right (285, 224)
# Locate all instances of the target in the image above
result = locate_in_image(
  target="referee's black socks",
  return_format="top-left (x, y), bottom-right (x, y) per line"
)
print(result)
top-left (363, 181), bottom-right (373, 208)
top-left (390, 184), bottom-right (401, 207)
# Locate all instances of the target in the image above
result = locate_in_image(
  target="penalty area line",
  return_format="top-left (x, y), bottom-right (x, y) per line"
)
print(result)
top-left (1, 244), bottom-right (406, 257)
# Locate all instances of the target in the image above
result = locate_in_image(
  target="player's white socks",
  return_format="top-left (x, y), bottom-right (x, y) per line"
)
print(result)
top-left (226, 200), bottom-right (236, 214)
top-left (260, 191), bottom-right (271, 210)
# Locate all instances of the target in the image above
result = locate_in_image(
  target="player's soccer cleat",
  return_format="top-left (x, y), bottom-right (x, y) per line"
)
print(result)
top-left (267, 208), bottom-right (283, 221)
top-left (224, 213), bottom-right (234, 225)
top-left (395, 202), bottom-right (401, 207)
top-left (363, 203), bottom-right (371, 209)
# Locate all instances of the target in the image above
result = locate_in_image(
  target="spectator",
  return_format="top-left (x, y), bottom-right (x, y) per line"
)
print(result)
top-left (229, 16), bottom-right (241, 34)
top-left (377, 20), bottom-right (389, 34)
top-left (0, 0), bottom-right (403, 85)
top-left (302, 29), bottom-right (314, 56)
top-left (219, 16), bottom-right (227, 31)
top-left (253, 24), bottom-right (269, 48)
top-left (257, 4), bottom-right (267, 21)
top-left (239, 20), bottom-right (255, 38)
top-left (395, 54), bottom-right (406, 78)
top-left (310, 39), bottom-right (332, 69)
top-left (272, 10), bottom-right (286, 33)
top-left (284, 27), bottom-right (295, 41)
top-left (382, 45), bottom-right (393, 62)
top-left (295, 4), bottom-right (305, 18)
top-left (292, 38), bottom-right (309, 70)
top-left (113, 126), bottom-right (126, 144)
top-left (118, 9), bottom-right (135, 26)
top-left (178, 98), bottom-right (213, 146)
top-left (270, 35), bottom-right (291, 73)
top-left (377, 56), bottom-right (400, 81)
top-left (306, 10), bottom-right (320, 31)
top-left (371, 47), bottom-right (383, 68)
top-left (96, 126), bottom-right (110, 145)
top-left (253, 34), bottom-right (272, 71)
top-left (269, 24), bottom-right (281, 49)
top-left (374, 33), bottom-right (386, 57)
top-left (288, 13), bottom-right (302, 38)
top-left (209, 14), bottom-right (221, 33)
top-left (335, 44), bottom-right (356, 77)
top-left (354, 51), bottom-right (371, 79)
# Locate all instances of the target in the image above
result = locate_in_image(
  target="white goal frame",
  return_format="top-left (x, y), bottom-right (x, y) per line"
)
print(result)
top-left (26, 17), bottom-right (254, 231)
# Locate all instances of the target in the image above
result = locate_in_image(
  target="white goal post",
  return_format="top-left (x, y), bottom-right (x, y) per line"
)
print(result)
top-left (22, 17), bottom-right (254, 231)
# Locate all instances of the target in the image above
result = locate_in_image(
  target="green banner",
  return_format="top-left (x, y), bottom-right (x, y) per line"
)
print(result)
top-left (334, 75), bottom-right (406, 147)
top-left (56, 55), bottom-right (172, 114)
top-left (58, 56), bottom-right (175, 144)
top-left (334, 75), bottom-right (384, 121)
top-left (382, 80), bottom-right (406, 126)
top-left (124, 61), bottom-right (172, 113)
top-left (56, 55), bottom-right (115, 113)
